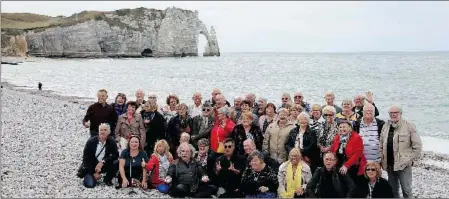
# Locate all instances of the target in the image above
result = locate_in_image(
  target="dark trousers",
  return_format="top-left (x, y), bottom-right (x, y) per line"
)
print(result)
top-left (219, 190), bottom-right (243, 198)
top-left (170, 183), bottom-right (217, 198)
top-left (83, 161), bottom-right (118, 188)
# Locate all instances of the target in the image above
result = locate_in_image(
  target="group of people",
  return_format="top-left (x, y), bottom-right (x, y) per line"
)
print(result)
top-left (79, 88), bottom-right (422, 198)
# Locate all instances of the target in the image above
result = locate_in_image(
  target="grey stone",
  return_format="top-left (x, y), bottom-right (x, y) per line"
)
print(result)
top-left (2, 7), bottom-right (220, 58)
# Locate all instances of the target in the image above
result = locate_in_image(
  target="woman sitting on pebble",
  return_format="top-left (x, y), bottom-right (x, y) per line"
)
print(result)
top-left (146, 139), bottom-right (174, 193)
top-left (278, 148), bottom-right (312, 198)
top-left (241, 150), bottom-right (279, 198)
top-left (116, 135), bottom-right (149, 189)
top-left (355, 162), bottom-right (394, 198)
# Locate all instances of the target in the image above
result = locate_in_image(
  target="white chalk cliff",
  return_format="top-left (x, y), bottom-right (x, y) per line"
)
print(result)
top-left (2, 7), bottom-right (220, 58)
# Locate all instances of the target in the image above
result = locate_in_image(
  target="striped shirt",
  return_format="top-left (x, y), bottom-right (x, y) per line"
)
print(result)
top-left (359, 119), bottom-right (380, 163)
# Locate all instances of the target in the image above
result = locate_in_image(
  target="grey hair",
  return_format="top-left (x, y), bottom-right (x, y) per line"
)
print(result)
top-left (388, 105), bottom-right (403, 114)
top-left (248, 150), bottom-right (265, 164)
top-left (177, 142), bottom-right (196, 158)
top-left (297, 112), bottom-right (310, 123)
top-left (257, 97), bottom-right (267, 103)
top-left (181, 132), bottom-right (190, 139)
top-left (197, 138), bottom-right (210, 147)
top-left (324, 91), bottom-right (335, 98)
top-left (135, 89), bottom-right (144, 96)
top-left (98, 123), bottom-right (111, 134)
top-left (341, 99), bottom-right (353, 106)
top-left (234, 95), bottom-right (244, 101)
top-left (322, 105), bottom-right (337, 115)
top-left (217, 106), bottom-right (230, 117)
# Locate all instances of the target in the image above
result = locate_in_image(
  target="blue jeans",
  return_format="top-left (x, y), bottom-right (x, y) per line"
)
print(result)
top-left (83, 161), bottom-right (118, 188)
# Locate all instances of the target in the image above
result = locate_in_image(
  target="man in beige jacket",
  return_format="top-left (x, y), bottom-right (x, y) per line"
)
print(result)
top-left (380, 105), bottom-right (422, 198)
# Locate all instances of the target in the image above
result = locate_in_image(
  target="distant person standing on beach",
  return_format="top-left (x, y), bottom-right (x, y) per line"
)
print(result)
top-left (38, 82), bottom-right (42, 91)
top-left (380, 105), bottom-right (422, 198)
top-left (82, 89), bottom-right (117, 137)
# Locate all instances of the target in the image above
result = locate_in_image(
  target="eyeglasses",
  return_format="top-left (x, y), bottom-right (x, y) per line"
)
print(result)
top-left (202, 108), bottom-right (211, 111)
top-left (148, 96), bottom-right (156, 99)
top-left (224, 145), bottom-right (233, 149)
top-left (365, 168), bottom-right (376, 172)
top-left (323, 114), bottom-right (333, 117)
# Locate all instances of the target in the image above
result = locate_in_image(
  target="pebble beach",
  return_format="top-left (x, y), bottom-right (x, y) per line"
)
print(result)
top-left (1, 83), bottom-right (449, 198)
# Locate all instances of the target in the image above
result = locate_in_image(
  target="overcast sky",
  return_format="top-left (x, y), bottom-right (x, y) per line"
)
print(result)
top-left (2, 1), bottom-right (449, 53)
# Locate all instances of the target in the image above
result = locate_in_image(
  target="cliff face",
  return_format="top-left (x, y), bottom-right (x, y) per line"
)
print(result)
top-left (1, 7), bottom-right (220, 58)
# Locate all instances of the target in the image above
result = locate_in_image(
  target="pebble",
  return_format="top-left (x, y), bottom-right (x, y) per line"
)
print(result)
top-left (1, 84), bottom-right (449, 197)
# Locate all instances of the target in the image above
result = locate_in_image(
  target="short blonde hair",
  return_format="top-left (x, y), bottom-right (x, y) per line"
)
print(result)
top-left (311, 104), bottom-right (322, 111)
top-left (322, 105), bottom-right (337, 115)
top-left (241, 112), bottom-right (254, 121)
top-left (364, 162), bottom-right (382, 178)
top-left (289, 104), bottom-right (304, 112)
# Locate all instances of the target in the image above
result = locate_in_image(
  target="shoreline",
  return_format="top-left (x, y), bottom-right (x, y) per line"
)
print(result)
top-left (2, 81), bottom-right (449, 197)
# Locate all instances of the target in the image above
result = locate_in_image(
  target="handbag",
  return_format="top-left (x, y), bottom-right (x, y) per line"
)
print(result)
top-left (216, 126), bottom-right (225, 153)
top-left (77, 143), bottom-right (107, 178)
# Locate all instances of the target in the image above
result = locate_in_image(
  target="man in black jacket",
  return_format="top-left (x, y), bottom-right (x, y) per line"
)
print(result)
top-left (214, 138), bottom-right (245, 198)
top-left (165, 142), bottom-right (217, 197)
top-left (82, 123), bottom-right (119, 188)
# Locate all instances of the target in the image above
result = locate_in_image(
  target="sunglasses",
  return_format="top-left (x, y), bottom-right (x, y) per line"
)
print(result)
top-left (224, 145), bottom-right (233, 149)
top-left (202, 108), bottom-right (211, 111)
top-left (282, 98), bottom-right (288, 100)
top-left (148, 96), bottom-right (156, 99)
top-left (365, 168), bottom-right (376, 172)
top-left (294, 96), bottom-right (303, 98)
top-left (323, 114), bottom-right (333, 117)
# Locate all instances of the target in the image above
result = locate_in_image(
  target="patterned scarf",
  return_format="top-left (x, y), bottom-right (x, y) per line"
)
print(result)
top-left (318, 121), bottom-right (338, 147)
top-left (338, 132), bottom-right (351, 154)
top-left (114, 103), bottom-right (127, 116)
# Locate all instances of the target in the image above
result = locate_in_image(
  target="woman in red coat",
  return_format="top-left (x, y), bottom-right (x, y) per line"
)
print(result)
top-left (331, 120), bottom-right (367, 185)
top-left (146, 139), bottom-right (174, 192)
top-left (210, 107), bottom-right (235, 154)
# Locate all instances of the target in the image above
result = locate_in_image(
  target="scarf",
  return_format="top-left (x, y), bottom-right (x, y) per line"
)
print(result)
top-left (281, 161), bottom-right (302, 198)
top-left (114, 103), bottom-right (127, 116)
top-left (338, 132), bottom-right (351, 154)
top-left (157, 154), bottom-right (170, 180)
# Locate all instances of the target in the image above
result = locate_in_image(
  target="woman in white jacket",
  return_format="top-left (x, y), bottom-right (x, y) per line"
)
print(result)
top-left (277, 148), bottom-right (312, 198)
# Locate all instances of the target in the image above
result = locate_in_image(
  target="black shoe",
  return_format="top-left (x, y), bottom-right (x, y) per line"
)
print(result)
top-left (105, 181), bottom-right (113, 186)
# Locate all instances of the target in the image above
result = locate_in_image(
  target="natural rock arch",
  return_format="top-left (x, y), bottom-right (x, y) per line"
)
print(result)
top-left (197, 21), bottom-right (220, 57)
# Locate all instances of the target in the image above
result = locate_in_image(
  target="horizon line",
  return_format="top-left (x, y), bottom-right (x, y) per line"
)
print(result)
top-left (218, 50), bottom-right (449, 54)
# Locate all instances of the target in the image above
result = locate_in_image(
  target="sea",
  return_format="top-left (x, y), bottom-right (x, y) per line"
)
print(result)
top-left (2, 52), bottom-right (449, 143)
